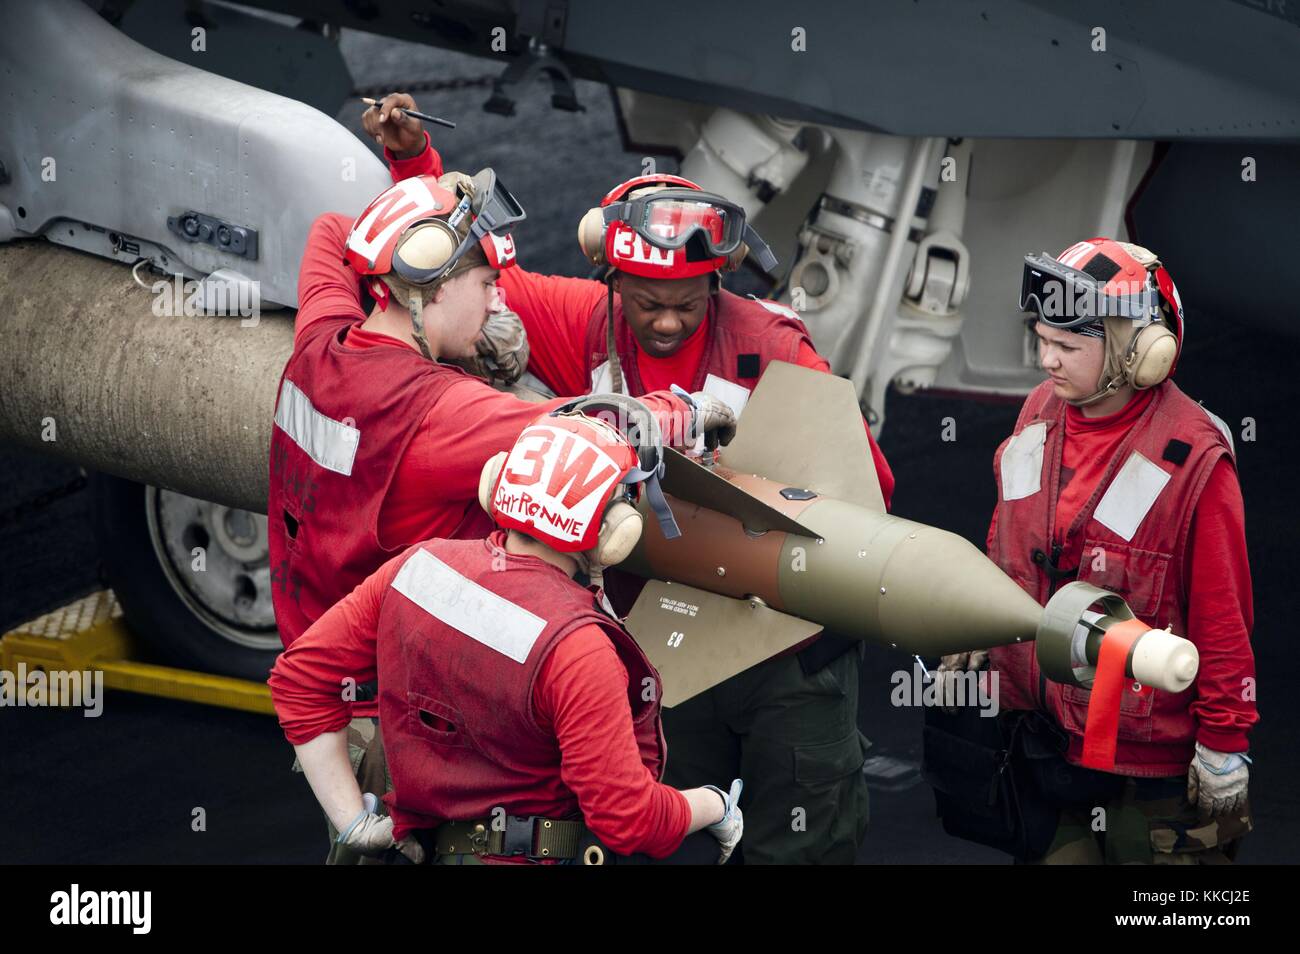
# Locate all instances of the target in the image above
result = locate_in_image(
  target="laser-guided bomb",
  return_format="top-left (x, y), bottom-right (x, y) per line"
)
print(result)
top-left (617, 361), bottom-right (1199, 708)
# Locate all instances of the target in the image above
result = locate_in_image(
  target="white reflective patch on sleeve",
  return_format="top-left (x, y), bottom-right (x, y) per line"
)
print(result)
top-left (1093, 451), bottom-right (1171, 542)
top-left (1000, 421), bottom-right (1046, 501)
top-left (273, 379), bottom-right (360, 476)
top-left (703, 373), bottom-right (751, 418)
top-left (1198, 404), bottom-right (1235, 456)
top-left (391, 549), bottom-right (546, 664)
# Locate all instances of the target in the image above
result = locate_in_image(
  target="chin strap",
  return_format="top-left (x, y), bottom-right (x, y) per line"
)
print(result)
top-left (1067, 322), bottom-right (1146, 407)
top-left (605, 275), bottom-right (625, 395)
top-left (571, 550), bottom-right (622, 620)
top-left (1068, 373), bottom-right (1126, 408)
top-left (407, 290), bottom-right (434, 361)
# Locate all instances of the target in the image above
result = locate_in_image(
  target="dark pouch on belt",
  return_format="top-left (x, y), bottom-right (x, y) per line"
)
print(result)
top-left (921, 706), bottom-right (1058, 859)
top-left (1017, 710), bottom-right (1126, 807)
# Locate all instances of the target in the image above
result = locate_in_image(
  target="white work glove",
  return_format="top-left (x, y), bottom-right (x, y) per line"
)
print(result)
top-left (703, 778), bottom-right (744, 864)
top-left (1187, 742), bottom-right (1251, 817)
top-left (685, 391), bottom-right (737, 449)
top-left (936, 650), bottom-right (989, 713)
top-left (336, 793), bottom-right (425, 863)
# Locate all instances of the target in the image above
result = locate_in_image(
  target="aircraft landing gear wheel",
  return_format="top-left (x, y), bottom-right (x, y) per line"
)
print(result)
top-left (90, 473), bottom-right (281, 680)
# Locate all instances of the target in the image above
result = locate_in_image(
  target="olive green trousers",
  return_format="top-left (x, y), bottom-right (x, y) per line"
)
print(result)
top-left (660, 646), bottom-right (871, 864)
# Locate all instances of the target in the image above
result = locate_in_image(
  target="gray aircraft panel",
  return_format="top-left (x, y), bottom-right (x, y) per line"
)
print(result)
top-left (243, 0), bottom-right (1300, 141)
top-left (0, 0), bottom-right (393, 306)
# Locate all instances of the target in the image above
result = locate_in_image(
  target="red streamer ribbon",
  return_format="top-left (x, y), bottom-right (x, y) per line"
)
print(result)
top-left (1080, 618), bottom-right (1149, 770)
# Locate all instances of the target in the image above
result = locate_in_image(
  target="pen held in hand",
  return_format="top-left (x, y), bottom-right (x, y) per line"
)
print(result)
top-left (361, 97), bottom-right (456, 129)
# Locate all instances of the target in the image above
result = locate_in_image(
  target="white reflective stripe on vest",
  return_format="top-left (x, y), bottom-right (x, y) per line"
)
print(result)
top-left (391, 548), bottom-right (546, 664)
top-left (1093, 451), bottom-right (1172, 542)
top-left (1000, 421), bottom-right (1046, 501)
top-left (589, 359), bottom-right (616, 394)
top-left (273, 379), bottom-right (361, 477)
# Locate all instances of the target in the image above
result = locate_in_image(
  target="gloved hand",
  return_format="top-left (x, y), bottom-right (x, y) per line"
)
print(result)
top-left (337, 793), bottom-right (426, 863)
top-left (687, 391), bottom-right (737, 449)
top-left (703, 778), bottom-right (744, 864)
top-left (476, 308), bottom-right (529, 385)
top-left (1187, 742), bottom-right (1251, 817)
top-left (936, 650), bottom-right (989, 713)
top-left (450, 309), bottom-right (529, 386)
top-left (437, 170), bottom-right (476, 199)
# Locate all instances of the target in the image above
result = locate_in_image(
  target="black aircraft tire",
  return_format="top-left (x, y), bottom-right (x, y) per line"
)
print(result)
top-left (90, 473), bottom-right (281, 682)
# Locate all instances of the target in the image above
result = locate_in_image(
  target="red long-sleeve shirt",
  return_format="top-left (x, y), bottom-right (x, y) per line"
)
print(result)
top-left (986, 394), bottom-right (1256, 753)
top-left (388, 140), bottom-right (896, 509)
top-left (268, 535), bottom-right (692, 858)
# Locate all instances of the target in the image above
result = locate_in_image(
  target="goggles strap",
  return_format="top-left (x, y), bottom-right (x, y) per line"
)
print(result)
top-left (742, 223), bottom-right (779, 274)
top-left (626, 464), bottom-right (680, 541)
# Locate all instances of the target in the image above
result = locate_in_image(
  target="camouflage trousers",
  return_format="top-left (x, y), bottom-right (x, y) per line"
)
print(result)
top-left (291, 717), bottom-right (393, 866)
top-left (660, 645), bottom-right (871, 864)
top-left (1027, 775), bottom-right (1252, 865)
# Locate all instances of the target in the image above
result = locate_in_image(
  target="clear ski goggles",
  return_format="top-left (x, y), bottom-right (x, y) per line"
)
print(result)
top-left (602, 188), bottom-right (777, 271)
top-left (1020, 252), bottom-right (1160, 328)
top-left (393, 169), bottom-right (526, 286)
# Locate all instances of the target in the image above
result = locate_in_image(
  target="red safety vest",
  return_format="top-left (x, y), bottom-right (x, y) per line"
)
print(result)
top-left (267, 317), bottom-right (491, 649)
top-left (987, 379), bottom-right (1234, 776)
top-left (375, 535), bottom-right (668, 840)
top-left (582, 289), bottom-right (814, 395)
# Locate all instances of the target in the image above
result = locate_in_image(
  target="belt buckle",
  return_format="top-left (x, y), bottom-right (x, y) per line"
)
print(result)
top-left (466, 822), bottom-right (491, 856)
top-left (502, 815), bottom-right (536, 857)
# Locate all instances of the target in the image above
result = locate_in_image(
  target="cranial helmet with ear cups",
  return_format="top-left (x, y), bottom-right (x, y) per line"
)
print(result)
top-left (344, 171), bottom-right (524, 359)
top-left (1099, 241), bottom-right (1183, 396)
top-left (1021, 237), bottom-right (1184, 405)
top-left (577, 174), bottom-right (778, 279)
top-left (478, 398), bottom-right (679, 570)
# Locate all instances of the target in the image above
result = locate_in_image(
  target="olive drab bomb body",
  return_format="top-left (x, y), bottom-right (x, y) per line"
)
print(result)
top-left (618, 361), bottom-right (1199, 708)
